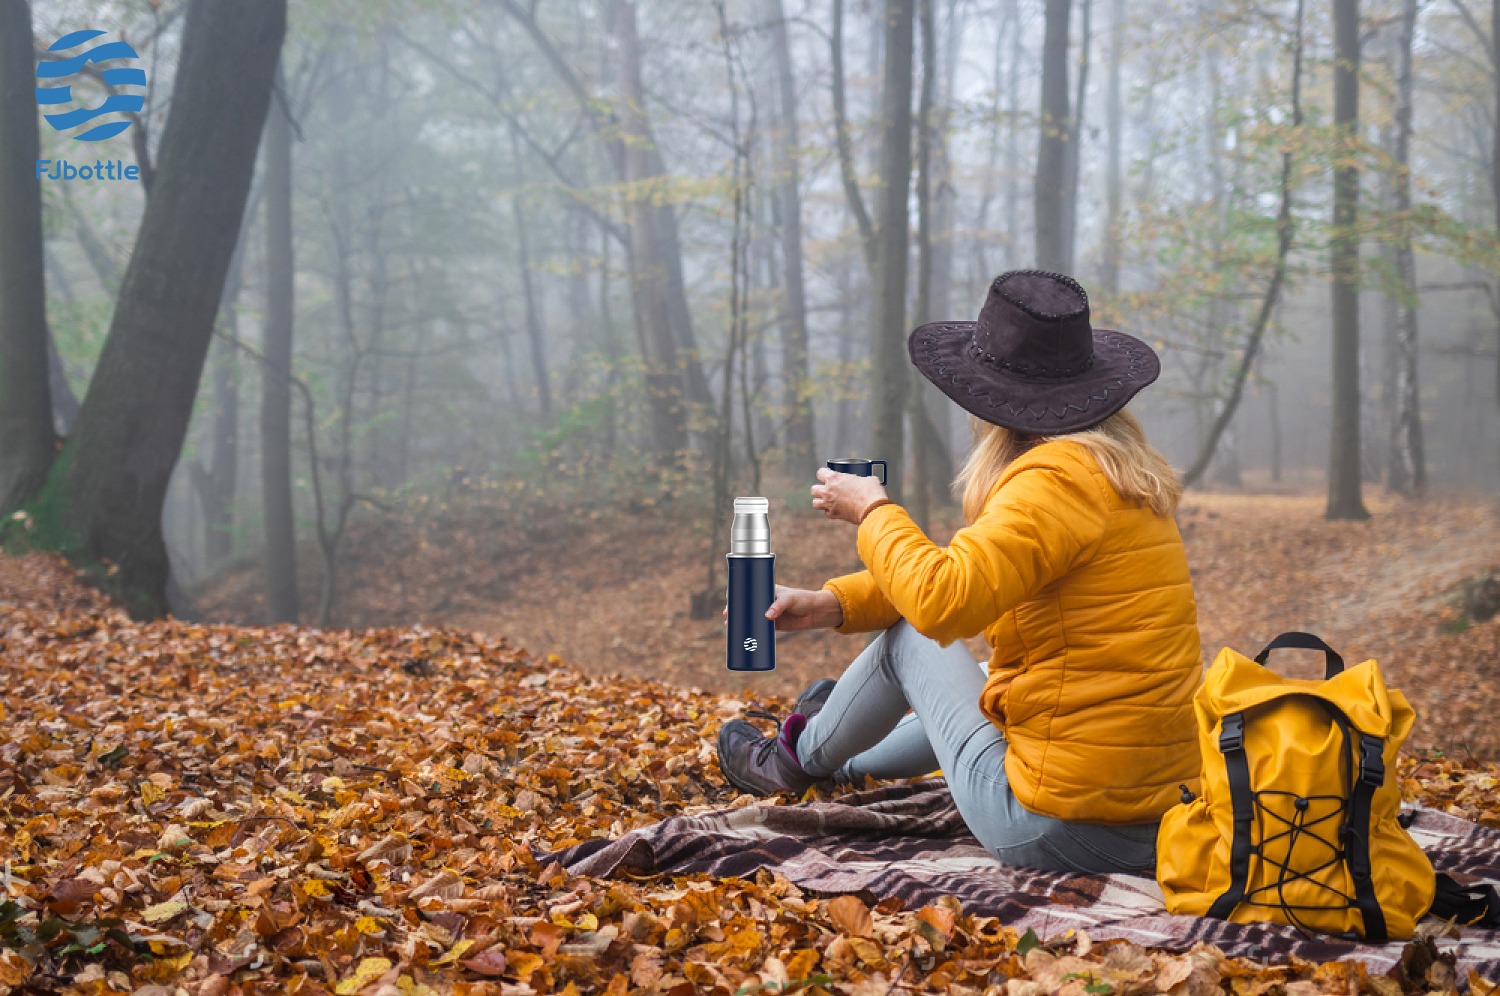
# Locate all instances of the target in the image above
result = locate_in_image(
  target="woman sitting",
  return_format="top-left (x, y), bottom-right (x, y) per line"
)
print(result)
top-left (716, 270), bottom-right (1202, 876)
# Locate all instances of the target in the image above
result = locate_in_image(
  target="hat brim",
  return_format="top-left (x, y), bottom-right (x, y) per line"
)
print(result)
top-left (908, 321), bottom-right (1161, 434)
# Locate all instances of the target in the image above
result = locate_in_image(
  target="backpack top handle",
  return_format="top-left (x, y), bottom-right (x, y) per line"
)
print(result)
top-left (1254, 631), bottom-right (1346, 680)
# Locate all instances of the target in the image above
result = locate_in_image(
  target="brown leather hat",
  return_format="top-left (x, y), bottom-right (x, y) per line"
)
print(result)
top-left (908, 270), bottom-right (1160, 434)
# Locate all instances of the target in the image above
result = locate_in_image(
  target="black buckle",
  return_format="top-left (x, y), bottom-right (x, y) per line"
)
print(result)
top-left (1218, 714), bottom-right (1245, 754)
top-left (1359, 735), bottom-right (1385, 787)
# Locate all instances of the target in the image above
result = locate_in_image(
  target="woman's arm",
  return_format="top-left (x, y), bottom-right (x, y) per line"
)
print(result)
top-left (857, 453), bottom-right (1109, 645)
top-left (821, 571), bottom-right (902, 633)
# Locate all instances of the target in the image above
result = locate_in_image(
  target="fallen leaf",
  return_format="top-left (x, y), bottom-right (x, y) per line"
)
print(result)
top-left (827, 894), bottom-right (873, 938)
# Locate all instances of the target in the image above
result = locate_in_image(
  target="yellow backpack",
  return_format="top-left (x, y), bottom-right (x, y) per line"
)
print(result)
top-left (1156, 632), bottom-right (1435, 940)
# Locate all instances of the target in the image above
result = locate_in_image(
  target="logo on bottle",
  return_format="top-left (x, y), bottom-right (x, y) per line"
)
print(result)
top-left (742, 638), bottom-right (758, 653)
top-left (36, 29), bottom-right (146, 142)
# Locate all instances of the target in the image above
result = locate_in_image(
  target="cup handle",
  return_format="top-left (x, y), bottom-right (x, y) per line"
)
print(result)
top-left (872, 461), bottom-right (887, 486)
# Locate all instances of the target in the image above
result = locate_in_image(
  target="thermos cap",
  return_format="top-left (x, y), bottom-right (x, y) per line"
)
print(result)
top-left (730, 497), bottom-right (771, 556)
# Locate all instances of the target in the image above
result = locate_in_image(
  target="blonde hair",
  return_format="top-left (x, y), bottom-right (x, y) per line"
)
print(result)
top-left (952, 408), bottom-right (1182, 523)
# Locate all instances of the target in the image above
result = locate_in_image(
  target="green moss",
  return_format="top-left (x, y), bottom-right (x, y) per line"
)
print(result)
top-left (2, 447), bottom-right (165, 620)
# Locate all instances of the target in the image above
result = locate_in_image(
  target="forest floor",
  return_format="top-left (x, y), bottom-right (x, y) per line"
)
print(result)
top-left (198, 484), bottom-right (1500, 758)
top-left (8, 527), bottom-right (1500, 994)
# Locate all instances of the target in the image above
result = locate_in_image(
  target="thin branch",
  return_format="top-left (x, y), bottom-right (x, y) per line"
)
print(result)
top-left (391, 26), bottom-right (626, 244)
top-left (831, 0), bottom-right (877, 272)
top-left (488, 0), bottom-right (625, 176)
top-left (1450, 0), bottom-right (1497, 68)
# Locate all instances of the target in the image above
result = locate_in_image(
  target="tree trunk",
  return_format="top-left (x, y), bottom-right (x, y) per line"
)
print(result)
top-left (0, 0), bottom-right (57, 516)
top-left (1268, 380), bottom-right (1283, 483)
top-left (195, 229), bottom-right (246, 567)
top-left (831, 0), bottom-right (877, 272)
top-left (1326, 0), bottom-right (1369, 519)
top-left (834, 262), bottom-right (858, 457)
top-left (612, 0), bottom-right (688, 459)
top-left (1100, 0), bottom-right (1125, 294)
top-left (614, 6), bottom-right (713, 426)
top-left (929, 0), bottom-right (961, 326)
top-left (925, 0), bottom-right (961, 472)
top-left (32, 0), bottom-right (284, 617)
top-left (261, 68), bottom-right (299, 624)
top-left (46, 327), bottom-right (79, 436)
top-left (1035, 0), bottom-right (1072, 272)
top-left (1005, 0), bottom-right (1023, 267)
top-left (872, 0), bottom-right (916, 503)
top-left (764, 0), bottom-right (816, 472)
top-left (1060, 0), bottom-right (1092, 275)
top-left (911, 0), bottom-right (957, 528)
top-left (508, 125), bottom-right (553, 422)
top-left (912, 0), bottom-right (937, 530)
top-left (1386, 0), bottom-right (1424, 496)
top-left (657, 206), bottom-right (716, 420)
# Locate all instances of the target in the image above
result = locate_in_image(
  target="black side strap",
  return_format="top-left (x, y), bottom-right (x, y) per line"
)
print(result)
top-left (1346, 732), bottom-right (1388, 941)
top-left (1255, 632), bottom-right (1346, 679)
top-left (1431, 873), bottom-right (1500, 928)
top-left (1207, 712), bottom-right (1254, 920)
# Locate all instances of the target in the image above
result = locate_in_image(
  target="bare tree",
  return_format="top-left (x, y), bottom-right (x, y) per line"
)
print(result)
top-left (190, 224), bottom-right (249, 568)
top-left (508, 124), bottom-right (553, 422)
top-left (1060, 0), bottom-right (1092, 273)
top-left (1327, 0), bottom-right (1370, 519)
top-left (1387, 0), bottom-right (1426, 495)
top-left (831, 0), bottom-right (878, 272)
top-left (1100, 0), bottom-right (1125, 294)
top-left (871, 0), bottom-right (918, 502)
top-left (262, 68), bottom-right (299, 623)
top-left (911, 0), bottom-right (957, 529)
top-left (763, 0), bottom-right (816, 472)
top-left (1035, 0), bottom-right (1072, 271)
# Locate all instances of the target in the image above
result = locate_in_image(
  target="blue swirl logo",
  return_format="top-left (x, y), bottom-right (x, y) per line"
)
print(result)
top-left (35, 29), bottom-right (146, 142)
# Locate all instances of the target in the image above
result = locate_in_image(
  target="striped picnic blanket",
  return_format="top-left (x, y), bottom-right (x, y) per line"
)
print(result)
top-left (551, 779), bottom-right (1500, 977)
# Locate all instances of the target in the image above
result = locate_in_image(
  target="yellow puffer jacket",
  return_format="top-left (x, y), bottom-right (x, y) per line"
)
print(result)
top-left (823, 438), bottom-right (1202, 824)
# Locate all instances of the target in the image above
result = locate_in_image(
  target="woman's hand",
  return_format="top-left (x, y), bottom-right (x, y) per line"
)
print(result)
top-left (765, 585), bottom-right (844, 631)
top-left (721, 585), bottom-right (844, 631)
top-left (811, 468), bottom-right (889, 525)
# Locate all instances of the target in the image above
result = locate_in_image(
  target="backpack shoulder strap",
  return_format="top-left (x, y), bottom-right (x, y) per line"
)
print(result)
top-left (1347, 732), bottom-right (1387, 941)
top-left (1431, 873), bottom-right (1500, 928)
top-left (1206, 712), bottom-right (1254, 920)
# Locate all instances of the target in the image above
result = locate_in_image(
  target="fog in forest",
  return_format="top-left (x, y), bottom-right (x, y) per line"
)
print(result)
top-left (8, 0), bottom-right (1499, 627)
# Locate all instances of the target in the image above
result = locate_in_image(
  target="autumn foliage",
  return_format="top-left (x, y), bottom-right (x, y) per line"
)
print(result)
top-left (2, 516), bottom-right (1500, 994)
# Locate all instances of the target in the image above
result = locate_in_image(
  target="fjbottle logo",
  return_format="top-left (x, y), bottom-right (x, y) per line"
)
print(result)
top-left (35, 29), bottom-right (146, 142)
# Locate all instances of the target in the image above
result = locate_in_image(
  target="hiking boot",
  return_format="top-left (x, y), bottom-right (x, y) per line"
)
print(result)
top-left (793, 678), bottom-right (837, 720)
top-left (717, 710), bottom-right (817, 796)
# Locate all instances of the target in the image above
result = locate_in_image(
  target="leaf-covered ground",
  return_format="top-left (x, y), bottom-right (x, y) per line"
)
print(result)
top-left (199, 489), bottom-right (1500, 756)
top-left (5, 521), bottom-right (1500, 995)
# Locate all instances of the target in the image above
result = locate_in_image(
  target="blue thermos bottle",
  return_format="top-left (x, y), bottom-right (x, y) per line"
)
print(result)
top-left (726, 497), bottom-right (776, 672)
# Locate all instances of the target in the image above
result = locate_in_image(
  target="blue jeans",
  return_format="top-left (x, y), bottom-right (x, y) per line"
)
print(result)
top-left (795, 620), bottom-right (1159, 875)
